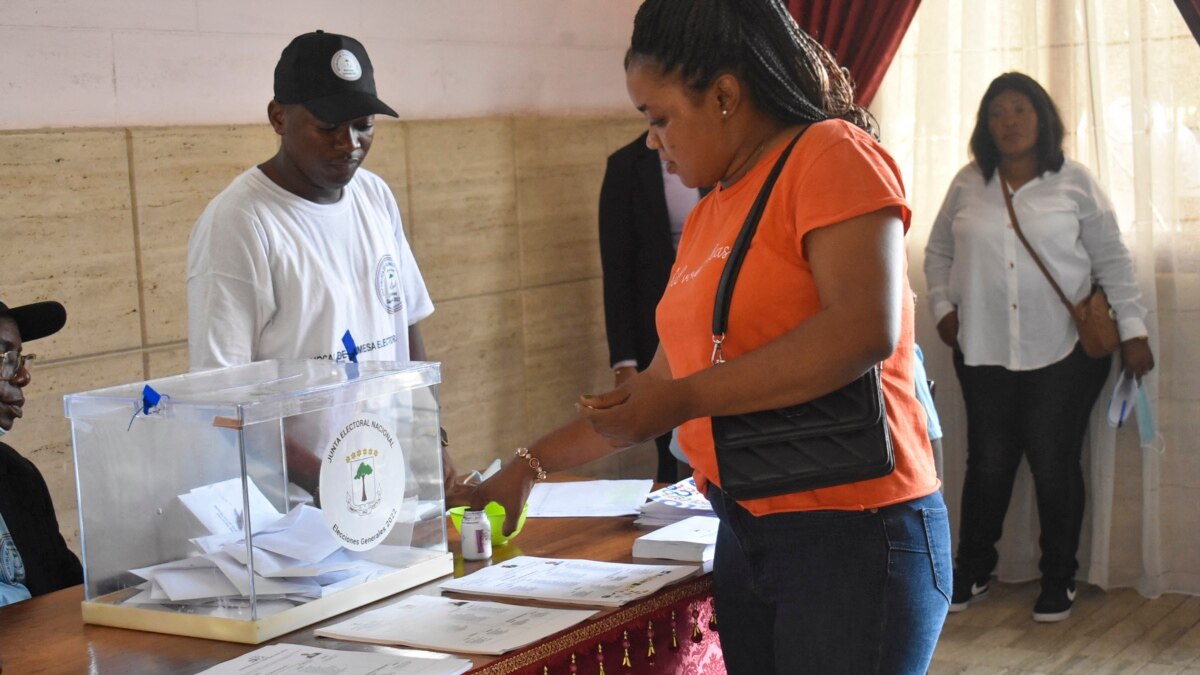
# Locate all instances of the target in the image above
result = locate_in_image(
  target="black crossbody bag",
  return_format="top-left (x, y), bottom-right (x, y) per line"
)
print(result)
top-left (709, 127), bottom-right (895, 500)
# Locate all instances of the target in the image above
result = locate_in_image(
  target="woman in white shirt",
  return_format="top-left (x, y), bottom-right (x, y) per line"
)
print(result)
top-left (924, 72), bottom-right (1154, 623)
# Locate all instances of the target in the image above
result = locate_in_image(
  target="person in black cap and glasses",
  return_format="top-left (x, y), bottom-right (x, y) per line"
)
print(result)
top-left (0, 299), bottom-right (83, 606)
top-left (187, 31), bottom-right (469, 503)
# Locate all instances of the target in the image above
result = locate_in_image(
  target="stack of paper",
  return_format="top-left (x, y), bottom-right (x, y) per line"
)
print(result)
top-left (121, 478), bottom-right (404, 615)
top-left (439, 556), bottom-right (699, 608)
top-left (633, 515), bottom-right (719, 563)
top-left (635, 477), bottom-right (713, 527)
top-left (316, 594), bottom-right (598, 655)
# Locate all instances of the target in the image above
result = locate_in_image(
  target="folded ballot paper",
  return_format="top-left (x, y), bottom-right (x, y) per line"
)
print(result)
top-left (120, 478), bottom-right (402, 615)
top-left (633, 515), bottom-right (719, 563)
top-left (635, 477), bottom-right (714, 527)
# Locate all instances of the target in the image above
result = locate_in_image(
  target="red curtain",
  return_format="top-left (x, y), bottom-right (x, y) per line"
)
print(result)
top-left (1176, 0), bottom-right (1200, 46)
top-left (786, 0), bottom-right (921, 107)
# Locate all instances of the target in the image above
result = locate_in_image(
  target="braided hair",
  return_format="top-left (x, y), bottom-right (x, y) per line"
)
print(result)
top-left (627, 0), bottom-right (876, 138)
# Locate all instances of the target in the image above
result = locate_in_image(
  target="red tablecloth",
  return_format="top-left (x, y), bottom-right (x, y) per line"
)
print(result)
top-left (469, 576), bottom-right (725, 675)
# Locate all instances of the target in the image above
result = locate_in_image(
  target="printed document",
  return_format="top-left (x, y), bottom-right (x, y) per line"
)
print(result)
top-left (316, 594), bottom-right (597, 655)
top-left (196, 642), bottom-right (471, 674)
top-left (635, 477), bottom-right (713, 527)
top-left (439, 556), bottom-right (699, 607)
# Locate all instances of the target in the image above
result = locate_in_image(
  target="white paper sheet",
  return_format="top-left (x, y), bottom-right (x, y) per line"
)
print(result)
top-left (129, 554), bottom-right (217, 581)
top-left (439, 556), bottom-right (699, 607)
top-left (315, 594), bottom-right (597, 655)
top-left (525, 480), bottom-right (653, 517)
top-left (632, 515), bottom-right (719, 562)
top-left (316, 563), bottom-right (398, 598)
top-left (192, 531), bottom-right (244, 555)
top-left (207, 551), bottom-right (322, 598)
top-left (219, 542), bottom-right (377, 579)
top-left (154, 566), bottom-right (241, 602)
top-left (178, 478), bottom-right (282, 536)
top-left (1108, 369), bottom-right (1137, 427)
top-left (250, 504), bottom-right (342, 563)
top-left (196, 642), bottom-right (472, 675)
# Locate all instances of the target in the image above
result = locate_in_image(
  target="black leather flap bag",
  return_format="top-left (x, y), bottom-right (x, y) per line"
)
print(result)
top-left (709, 126), bottom-right (895, 501)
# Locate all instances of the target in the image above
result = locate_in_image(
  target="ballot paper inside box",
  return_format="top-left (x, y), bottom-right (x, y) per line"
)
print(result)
top-left (63, 359), bottom-right (452, 644)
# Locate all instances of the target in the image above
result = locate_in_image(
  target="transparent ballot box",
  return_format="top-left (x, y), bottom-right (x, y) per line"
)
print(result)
top-left (64, 359), bottom-right (452, 643)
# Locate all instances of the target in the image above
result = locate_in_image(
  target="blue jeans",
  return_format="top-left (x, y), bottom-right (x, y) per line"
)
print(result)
top-left (709, 488), bottom-right (951, 674)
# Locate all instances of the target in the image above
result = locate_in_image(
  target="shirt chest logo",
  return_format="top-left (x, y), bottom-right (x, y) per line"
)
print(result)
top-left (375, 255), bottom-right (404, 314)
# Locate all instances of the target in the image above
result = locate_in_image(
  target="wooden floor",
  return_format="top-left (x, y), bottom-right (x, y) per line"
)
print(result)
top-left (930, 580), bottom-right (1200, 673)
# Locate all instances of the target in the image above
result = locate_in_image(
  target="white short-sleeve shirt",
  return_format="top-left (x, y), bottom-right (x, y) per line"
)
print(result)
top-left (187, 167), bottom-right (434, 370)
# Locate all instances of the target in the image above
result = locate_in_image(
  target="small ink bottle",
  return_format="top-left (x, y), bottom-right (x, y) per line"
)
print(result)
top-left (461, 509), bottom-right (492, 560)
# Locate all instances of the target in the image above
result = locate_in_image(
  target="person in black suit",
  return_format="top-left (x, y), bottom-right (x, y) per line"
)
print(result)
top-left (599, 132), bottom-right (702, 483)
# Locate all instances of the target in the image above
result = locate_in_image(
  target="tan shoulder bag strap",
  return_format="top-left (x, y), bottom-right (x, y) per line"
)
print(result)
top-left (999, 174), bottom-right (1077, 317)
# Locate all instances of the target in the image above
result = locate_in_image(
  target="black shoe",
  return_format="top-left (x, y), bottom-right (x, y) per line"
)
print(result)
top-left (1032, 578), bottom-right (1076, 622)
top-left (949, 573), bottom-right (989, 613)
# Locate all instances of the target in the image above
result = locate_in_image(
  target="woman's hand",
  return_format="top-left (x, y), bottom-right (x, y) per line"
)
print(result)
top-left (936, 310), bottom-right (960, 349)
top-left (613, 366), bottom-right (637, 388)
top-left (468, 458), bottom-right (535, 536)
top-left (577, 376), bottom-right (685, 447)
top-left (1120, 337), bottom-right (1155, 380)
top-left (444, 476), bottom-right (476, 509)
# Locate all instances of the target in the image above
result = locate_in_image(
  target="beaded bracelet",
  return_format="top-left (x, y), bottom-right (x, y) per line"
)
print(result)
top-left (514, 447), bottom-right (548, 481)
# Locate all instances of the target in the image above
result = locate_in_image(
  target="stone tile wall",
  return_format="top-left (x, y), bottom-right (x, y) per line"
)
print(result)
top-left (1, 115), bottom-right (654, 553)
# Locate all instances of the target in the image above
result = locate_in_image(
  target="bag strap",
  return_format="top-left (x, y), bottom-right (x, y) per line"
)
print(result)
top-left (1000, 174), bottom-right (1077, 315)
top-left (711, 127), bottom-right (810, 364)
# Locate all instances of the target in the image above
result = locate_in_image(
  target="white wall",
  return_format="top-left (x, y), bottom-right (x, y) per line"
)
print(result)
top-left (0, 0), bottom-right (642, 130)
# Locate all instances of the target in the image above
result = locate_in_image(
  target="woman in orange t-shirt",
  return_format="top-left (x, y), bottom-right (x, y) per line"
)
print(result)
top-left (472, 1), bottom-right (950, 671)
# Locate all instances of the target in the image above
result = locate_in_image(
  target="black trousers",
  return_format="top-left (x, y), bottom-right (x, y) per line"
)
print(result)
top-left (653, 431), bottom-right (681, 484)
top-left (952, 343), bottom-right (1111, 581)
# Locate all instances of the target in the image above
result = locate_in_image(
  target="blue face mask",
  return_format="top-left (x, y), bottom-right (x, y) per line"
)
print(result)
top-left (1135, 383), bottom-right (1156, 447)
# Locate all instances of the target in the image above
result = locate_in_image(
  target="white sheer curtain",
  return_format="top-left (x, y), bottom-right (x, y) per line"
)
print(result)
top-left (873, 0), bottom-right (1200, 596)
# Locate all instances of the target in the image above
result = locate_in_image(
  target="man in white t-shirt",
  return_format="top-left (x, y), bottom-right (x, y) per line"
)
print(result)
top-left (188, 30), bottom-right (430, 369)
top-left (187, 31), bottom-right (465, 500)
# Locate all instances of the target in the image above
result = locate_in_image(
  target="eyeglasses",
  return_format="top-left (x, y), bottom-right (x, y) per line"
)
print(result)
top-left (0, 351), bottom-right (35, 382)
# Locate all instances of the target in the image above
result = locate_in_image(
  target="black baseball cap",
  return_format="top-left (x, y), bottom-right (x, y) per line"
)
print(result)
top-left (273, 30), bottom-right (398, 124)
top-left (0, 300), bottom-right (66, 343)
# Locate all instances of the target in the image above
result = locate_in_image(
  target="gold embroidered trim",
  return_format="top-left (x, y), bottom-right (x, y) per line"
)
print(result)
top-left (468, 576), bottom-right (713, 674)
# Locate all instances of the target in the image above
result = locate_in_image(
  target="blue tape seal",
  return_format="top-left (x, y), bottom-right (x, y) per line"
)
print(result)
top-left (141, 384), bottom-right (162, 415)
top-left (342, 330), bottom-right (359, 364)
top-left (128, 384), bottom-right (169, 431)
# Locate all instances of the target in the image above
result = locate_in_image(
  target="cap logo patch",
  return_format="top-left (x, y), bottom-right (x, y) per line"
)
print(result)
top-left (330, 49), bottom-right (362, 81)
